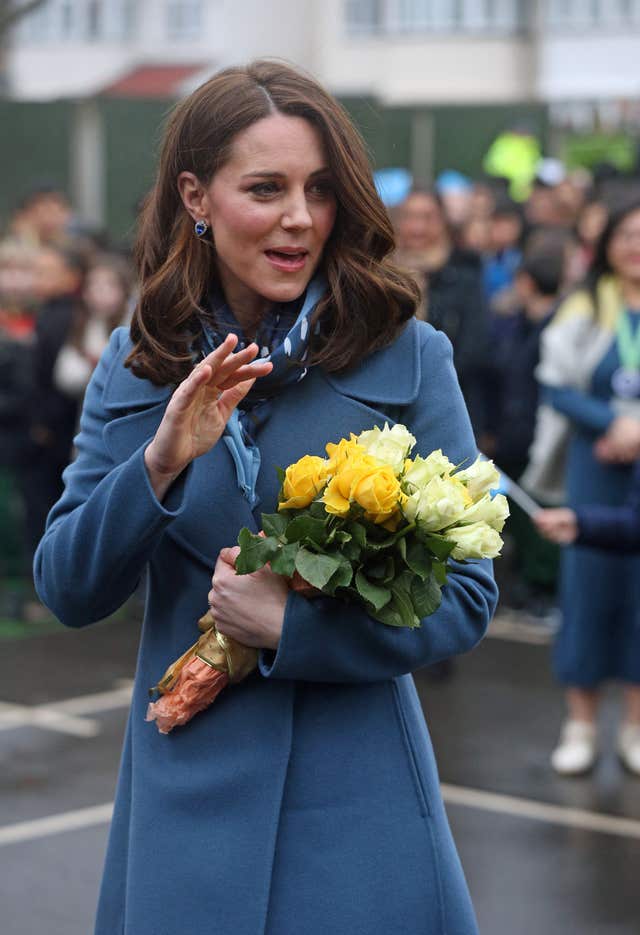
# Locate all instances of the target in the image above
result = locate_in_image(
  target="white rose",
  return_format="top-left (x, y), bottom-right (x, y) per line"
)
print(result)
top-left (403, 450), bottom-right (455, 491)
top-left (454, 457), bottom-right (500, 501)
top-left (403, 475), bottom-right (470, 532)
top-left (445, 522), bottom-right (503, 560)
top-left (357, 423), bottom-right (417, 475)
top-left (460, 493), bottom-right (509, 532)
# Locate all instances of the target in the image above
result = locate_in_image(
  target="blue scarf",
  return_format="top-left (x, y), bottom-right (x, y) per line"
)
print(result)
top-left (199, 276), bottom-right (325, 508)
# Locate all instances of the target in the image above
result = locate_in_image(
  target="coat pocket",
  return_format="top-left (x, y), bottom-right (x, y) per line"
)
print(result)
top-left (390, 680), bottom-right (432, 818)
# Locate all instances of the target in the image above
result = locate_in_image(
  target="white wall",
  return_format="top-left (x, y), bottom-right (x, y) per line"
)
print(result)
top-left (6, 0), bottom-right (312, 101)
top-left (538, 33), bottom-right (640, 100)
top-left (314, 0), bottom-right (534, 104)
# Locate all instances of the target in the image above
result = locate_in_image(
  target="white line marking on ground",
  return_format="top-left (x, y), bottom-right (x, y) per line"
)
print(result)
top-left (441, 784), bottom-right (640, 839)
top-left (0, 681), bottom-right (133, 737)
top-left (486, 614), bottom-right (554, 645)
top-left (3, 783), bottom-right (639, 849)
top-left (0, 803), bottom-right (113, 847)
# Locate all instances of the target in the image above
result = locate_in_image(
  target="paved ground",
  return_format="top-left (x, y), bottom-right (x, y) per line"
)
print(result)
top-left (1, 601), bottom-right (639, 935)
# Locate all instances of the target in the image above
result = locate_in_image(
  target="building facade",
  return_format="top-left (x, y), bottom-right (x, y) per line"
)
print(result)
top-left (3, 0), bottom-right (640, 236)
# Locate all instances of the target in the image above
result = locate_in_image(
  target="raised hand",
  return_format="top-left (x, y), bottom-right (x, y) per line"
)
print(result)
top-left (144, 334), bottom-right (272, 499)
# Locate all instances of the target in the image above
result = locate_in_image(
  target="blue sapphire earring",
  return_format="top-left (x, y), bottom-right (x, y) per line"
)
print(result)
top-left (194, 218), bottom-right (209, 237)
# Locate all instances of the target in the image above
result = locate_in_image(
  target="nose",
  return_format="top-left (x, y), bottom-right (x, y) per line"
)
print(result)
top-left (281, 189), bottom-right (313, 231)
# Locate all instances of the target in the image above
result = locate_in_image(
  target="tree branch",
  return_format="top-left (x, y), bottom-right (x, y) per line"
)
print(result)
top-left (0, 0), bottom-right (48, 37)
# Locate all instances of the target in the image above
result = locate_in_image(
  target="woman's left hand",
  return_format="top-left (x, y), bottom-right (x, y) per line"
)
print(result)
top-left (208, 547), bottom-right (289, 650)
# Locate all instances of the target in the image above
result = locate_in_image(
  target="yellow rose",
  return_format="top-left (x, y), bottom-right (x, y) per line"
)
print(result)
top-left (352, 464), bottom-right (404, 525)
top-left (278, 455), bottom-right (329, 511)
top-left (322, 474), bottom-right (352, 515)
top-left (321, 452), bottom-right (379, 515)
top-left (325, 436), bottom-right (367, 474)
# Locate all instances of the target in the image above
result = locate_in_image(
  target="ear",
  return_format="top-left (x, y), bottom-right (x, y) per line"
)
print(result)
top-left (177, 171), bottom-right (210, 224)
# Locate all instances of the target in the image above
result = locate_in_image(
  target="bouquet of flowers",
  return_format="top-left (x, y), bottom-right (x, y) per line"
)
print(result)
top-left (146, 424), bottom-right (508, 733)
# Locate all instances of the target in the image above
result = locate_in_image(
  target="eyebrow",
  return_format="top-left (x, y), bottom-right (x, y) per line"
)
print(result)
top-left (241, 168), bottom-right (332, 180)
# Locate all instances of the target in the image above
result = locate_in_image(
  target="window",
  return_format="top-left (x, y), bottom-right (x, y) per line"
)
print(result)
top-left (167, 0), bottom-right (203, 41)
top-left (545, 0), bottom-right (640, 28)
top-left (346, 0), bottom-right (528, 35)
top-left (345, 0), bottom-right (383, 34)
top-left (15, 0), bottom-right (137, 43)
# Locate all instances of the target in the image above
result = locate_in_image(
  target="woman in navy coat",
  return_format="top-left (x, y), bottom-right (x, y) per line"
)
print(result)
top-left (34, 61), bottom-right (497, 935)
top-left (535, 464), bottom-right (640, 775)
top-left (529, 202), bottom-right (640, 776)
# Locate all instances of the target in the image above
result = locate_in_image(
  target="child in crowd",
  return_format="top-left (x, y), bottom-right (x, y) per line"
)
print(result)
top-left (53, 254), bottom-right (132, 399)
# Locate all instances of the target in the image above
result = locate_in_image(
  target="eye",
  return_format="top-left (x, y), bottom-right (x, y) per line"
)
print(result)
top-left (308, 180), bottom-right (334, 199)
top-left (249, 181), bottom-right (280, 197)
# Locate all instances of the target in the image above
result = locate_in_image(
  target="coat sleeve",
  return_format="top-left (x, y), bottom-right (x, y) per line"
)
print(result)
top-left (541, 385), bottom-right (614, 436)
top-left (575, 462), bottom-right (640, 551)
top-left (576, 504), bottom-right (640, 552)
top-left (33, 330), bottom-right (191, 628)
top-left (258, 328), bottom-right (499, 684)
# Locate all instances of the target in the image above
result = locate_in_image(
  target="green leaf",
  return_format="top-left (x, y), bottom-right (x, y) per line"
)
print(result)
top-left (421, 533), bottom-right (456, 562)
top-left (325, 562), bottom-right (354, 595)
top-left (350, 522), bottom-right (367, 548)
top-left (340, 538), bottom-right (362, 563)
top-left (397, 536), bottom-right (407, 563)
top-left (433, 561), bottom-right (448, 586)
top-left (411, 573), bottom-right (442, 619)
top-left (285, 515), bottom-right (328, 547)
top-left (404, 540), bottom-right (432, 580)
top-left (369, 598), bottom-right (403, 628)
top-left (275, 466), bottom-right (286, 490)
top-left (270, 542), bottom-right (300, 577)
top-left (294, 547), bottom-right (343, 590)
top-left (355, 569), bottom-right (392, 610)
top-left (381, 556), bottom-right (397, 585)
top-left (261, 512), bottom-right (288, 539)
top-left (235, 528), bottom-right (280, 574)
top-left (309, 499), bottom-right (329, 520)
top-left (391, 576), bottom-right (421, 628)
top-left (368, 593), bottom-right (416, 629)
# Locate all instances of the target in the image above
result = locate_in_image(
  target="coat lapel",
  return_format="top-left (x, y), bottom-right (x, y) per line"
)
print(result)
top-left (101, 319), bottom-right (421, 567)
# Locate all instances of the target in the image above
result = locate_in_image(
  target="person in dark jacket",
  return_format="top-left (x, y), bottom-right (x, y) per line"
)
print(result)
top-left (22, 244), bottom-right (87, 558)
top-left (535, 460), bottom-right (640, 775)
top-left (483, 245), bottom-right (563, 610)
top-left (535, 461), bottom-right (640, 553)
top-left (395, 187), bottom-right (489, 435)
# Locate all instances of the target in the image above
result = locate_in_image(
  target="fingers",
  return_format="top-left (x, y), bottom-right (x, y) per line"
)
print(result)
top-left (216, 377), bottom-right (257, 422)
top-left (201, 340), bottom-right (273, 391)
top-left (220, 546), bottom-right (240, 566)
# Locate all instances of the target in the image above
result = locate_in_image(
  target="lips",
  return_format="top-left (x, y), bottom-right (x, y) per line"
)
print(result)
top-left (264, 248), bottom-right (309, 272)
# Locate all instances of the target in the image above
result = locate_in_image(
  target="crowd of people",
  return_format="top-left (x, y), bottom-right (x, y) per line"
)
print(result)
top-left (1, 142), bottom-right (640, 778)
top-left (0, 187), bottom-right (133, 617)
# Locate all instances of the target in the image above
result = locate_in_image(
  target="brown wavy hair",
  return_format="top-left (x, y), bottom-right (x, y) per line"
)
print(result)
top-left (126, 59), bottom-right (419, 385)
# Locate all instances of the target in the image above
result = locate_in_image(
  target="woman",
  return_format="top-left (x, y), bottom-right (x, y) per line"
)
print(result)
top-left (395, 187), bottom-right (490, 436)
top-left (34, 62), bottom-right (497, 935)
top-left (528, 201), bottom-right (640, 776)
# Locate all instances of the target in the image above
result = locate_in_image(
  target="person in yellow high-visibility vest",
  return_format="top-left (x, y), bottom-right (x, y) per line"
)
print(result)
top-left (483, 127), bottom-right (541, 202)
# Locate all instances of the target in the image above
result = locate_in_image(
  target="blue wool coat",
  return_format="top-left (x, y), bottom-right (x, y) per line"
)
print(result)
top-left (34, 318), bottom-right (498, 935)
